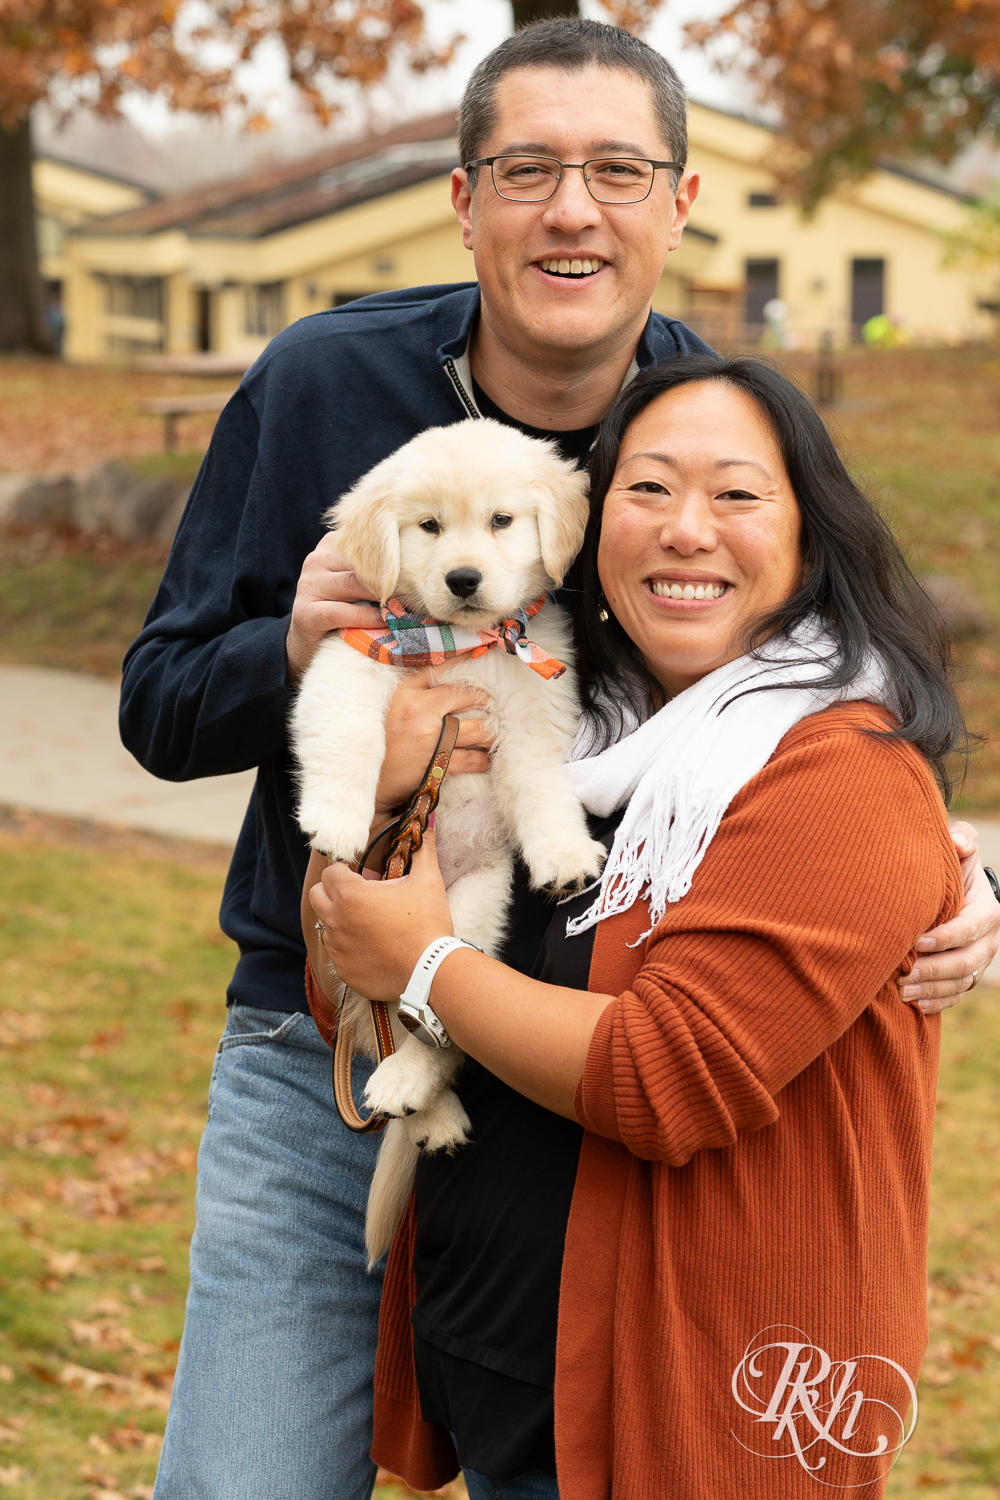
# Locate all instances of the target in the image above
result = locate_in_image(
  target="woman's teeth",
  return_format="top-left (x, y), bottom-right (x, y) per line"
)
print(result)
top-left (650, 581), bottom-right (727, 600)
top-left (539, 257), bottom-right (605, 276)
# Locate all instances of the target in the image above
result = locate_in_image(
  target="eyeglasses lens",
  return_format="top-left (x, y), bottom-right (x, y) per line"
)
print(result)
top-left (491, 157), bottom-right (655, 203)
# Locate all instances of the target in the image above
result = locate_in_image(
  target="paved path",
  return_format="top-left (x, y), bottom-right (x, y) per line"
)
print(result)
top-left (4, 660), bottom-right (1000, 884)
top-left (1, 664), bottom-right (255, 847)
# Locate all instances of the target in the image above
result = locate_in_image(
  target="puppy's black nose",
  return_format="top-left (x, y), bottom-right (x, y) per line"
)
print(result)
top-left (445, 567), bottom-right (482, 599)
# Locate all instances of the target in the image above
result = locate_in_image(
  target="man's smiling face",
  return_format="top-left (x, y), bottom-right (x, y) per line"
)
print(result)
top-left (452, 64), bottom-right (698, 362)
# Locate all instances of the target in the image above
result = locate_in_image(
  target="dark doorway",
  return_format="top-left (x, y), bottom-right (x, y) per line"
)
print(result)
top-left (196, 287), bottom-right (212, 352)
top-left (744, 259), bottom-right (779, 330)
top-left (851, 259), bottom-right (884, 336)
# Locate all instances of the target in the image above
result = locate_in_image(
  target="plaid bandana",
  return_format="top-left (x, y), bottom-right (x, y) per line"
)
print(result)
top-left (340, 594), bottom-right (566, 680)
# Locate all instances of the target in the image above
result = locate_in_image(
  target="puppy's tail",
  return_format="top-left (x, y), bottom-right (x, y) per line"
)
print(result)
top-left (366, 1119), bottom-right (420, 1268)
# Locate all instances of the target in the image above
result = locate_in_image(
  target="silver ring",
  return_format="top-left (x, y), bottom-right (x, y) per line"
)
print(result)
top-left (314, 920), bottom-right (326, 943)
top-left (969, 968), bottom-right (980, 990)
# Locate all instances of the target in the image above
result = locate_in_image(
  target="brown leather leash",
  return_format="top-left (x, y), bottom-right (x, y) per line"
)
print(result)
top-left (329, 714), bottom-right (461, 1134)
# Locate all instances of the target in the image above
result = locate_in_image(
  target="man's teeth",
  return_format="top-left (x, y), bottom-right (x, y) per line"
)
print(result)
top-left (650, 581), bottom-right (727, 600)
top-left (539, 257), bottom-right (605, 276)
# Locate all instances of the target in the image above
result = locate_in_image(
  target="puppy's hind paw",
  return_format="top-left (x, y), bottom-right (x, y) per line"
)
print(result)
top-left (364, 1051), bottom-right (441, 1119)
top-left (403, 1091), bottom-right (471, 1154)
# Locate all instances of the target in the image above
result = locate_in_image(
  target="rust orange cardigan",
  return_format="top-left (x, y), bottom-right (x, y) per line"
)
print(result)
top-left (370, 705), bottom-right (962, 1498)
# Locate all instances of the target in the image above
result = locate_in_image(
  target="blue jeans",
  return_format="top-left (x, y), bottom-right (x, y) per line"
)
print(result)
top-left (153, 1005), bottom-right (385, 1500)
top-left (463, 1471), bottom-right (560, 1500)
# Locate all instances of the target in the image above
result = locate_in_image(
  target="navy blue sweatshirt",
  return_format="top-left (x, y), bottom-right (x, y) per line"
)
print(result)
top-left (119, 283), bottom-right (713, 1014)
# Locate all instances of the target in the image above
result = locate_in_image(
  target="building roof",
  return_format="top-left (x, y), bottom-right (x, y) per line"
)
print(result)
top-left (79, 95), bottom-right (971, 251)
top-left (89, 111), bottom-right (460, 240)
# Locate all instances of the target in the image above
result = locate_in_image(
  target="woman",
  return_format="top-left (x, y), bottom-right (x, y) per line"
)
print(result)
top-left (305, 356), bottom-right (969, 1499)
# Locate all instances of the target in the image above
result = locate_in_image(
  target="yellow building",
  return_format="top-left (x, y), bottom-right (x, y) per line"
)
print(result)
top-left (60, 101), bottom-right (994, 363)
top-left (34, 155), bottom-right (150, 304)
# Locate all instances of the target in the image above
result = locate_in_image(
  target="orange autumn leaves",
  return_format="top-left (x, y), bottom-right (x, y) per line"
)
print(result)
top-left (0, 0), bottom-right (454, 131)
top-left (687, 0), bottom-right (1000, 209)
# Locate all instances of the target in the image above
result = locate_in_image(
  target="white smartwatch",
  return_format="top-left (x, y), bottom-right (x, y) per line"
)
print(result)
top-left (397, 936), bottom-right (481, 1050)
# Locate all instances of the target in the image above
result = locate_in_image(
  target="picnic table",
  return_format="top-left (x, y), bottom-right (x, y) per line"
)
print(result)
top-left (139, 390), bottom-right (236, 453)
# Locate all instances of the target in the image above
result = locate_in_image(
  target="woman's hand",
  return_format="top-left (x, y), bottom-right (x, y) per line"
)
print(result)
top-left (308, 821), bottom-right (454, 1002)
top-left (376, 668), bottom-right (494, 817)
top-left (899, 822), bottom-right (1000, 1011)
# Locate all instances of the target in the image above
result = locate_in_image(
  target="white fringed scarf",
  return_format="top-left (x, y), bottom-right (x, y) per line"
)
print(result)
top-left (564, 622), bottom-right (889, 939)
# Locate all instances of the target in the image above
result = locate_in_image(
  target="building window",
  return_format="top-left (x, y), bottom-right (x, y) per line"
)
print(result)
top-left (244, 282), bottom-right (285, 339)
top-left (747, 192), bottom-right (778, 208)
top-left (744, 259), bottom-right (780, 327)
top-left (102, 275), bottom-right (165, 356)
top-left (332, 292), bottom-right (369, 307)
top-left (850, 258), bottom-right (885, 336)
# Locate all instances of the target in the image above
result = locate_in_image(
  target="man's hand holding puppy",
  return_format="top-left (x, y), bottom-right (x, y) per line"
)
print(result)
top-left (286, 535), bottom-right (384, 683)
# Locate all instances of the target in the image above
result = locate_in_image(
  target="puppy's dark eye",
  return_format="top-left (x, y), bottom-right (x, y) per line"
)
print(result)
top-left (419, 518), bottom-right (441, 535)
top-left (492, 514), bottom-right (513, 531)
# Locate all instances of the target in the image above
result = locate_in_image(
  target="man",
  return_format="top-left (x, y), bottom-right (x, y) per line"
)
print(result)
top-left (121, 18), bottom-right (998, 1500)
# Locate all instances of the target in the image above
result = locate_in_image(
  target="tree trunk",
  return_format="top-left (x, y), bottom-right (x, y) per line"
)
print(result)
top-left (0, 115), bottom-right (52, 354)
top-left (511, 0), bottom-right (579, 28)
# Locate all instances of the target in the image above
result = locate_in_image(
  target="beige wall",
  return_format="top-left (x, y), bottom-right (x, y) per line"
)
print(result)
top-left (684, 103), bottom-right (990, 344)
top-left (34, 158), bottom-right (148, 293)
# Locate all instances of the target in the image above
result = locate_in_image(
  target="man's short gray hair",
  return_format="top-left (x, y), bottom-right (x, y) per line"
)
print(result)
top-left (459, 17), bottom-right (688, 192)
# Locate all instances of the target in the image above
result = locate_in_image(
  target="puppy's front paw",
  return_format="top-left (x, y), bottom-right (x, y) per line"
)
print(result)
top-left (364, 1051), bottom-right (440, 1119)
top-left (525, 835), bottom-right (607, 899)
top-left (299, 802), bottom-right (373, 863)
top-left (403, 1090), bottom-right (471, 1154)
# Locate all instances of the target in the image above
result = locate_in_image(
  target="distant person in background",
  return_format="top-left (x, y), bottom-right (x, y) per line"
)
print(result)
top-left (119, 18), bottom-right (1000, 1500)
top-left (45, 296), bottom-right (65, 358)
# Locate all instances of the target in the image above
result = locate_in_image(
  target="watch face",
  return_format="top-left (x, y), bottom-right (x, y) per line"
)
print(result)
top-left (409, 1021), bottom-right (444, 1050)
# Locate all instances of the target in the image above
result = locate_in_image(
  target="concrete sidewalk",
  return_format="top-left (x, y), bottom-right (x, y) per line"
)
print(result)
top-left (1, 664), bottom-right (255, 847)
top-left (4, 660), bottom-right (1000, 878)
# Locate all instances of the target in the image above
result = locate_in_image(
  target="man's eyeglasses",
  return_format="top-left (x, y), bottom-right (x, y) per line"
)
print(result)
top-left (465, 155), bottom-right (685, 205)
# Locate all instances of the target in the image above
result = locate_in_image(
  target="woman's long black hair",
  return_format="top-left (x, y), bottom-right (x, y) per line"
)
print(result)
top-left (568, 354), bottom-right (970, 801)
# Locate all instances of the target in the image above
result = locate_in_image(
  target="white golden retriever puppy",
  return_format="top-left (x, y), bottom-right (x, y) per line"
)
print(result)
top-left (292, 417), bottom-right (605, 1260)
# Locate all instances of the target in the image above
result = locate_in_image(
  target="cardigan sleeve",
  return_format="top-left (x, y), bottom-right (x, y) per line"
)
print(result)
top-left (574, 710), bottom-right (963, 1165)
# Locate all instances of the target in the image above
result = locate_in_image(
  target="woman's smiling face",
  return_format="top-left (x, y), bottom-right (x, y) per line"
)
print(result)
top-left (597, 380), bottom-right (804, 698)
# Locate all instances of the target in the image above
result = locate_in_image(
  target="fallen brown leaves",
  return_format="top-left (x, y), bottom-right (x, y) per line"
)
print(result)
top-left (0, 359), bottom-right (226, 475)
top-left (0, 1011), bottom-right (49, 1047)
top-left (59, 1365), bottom-right (173, 1413)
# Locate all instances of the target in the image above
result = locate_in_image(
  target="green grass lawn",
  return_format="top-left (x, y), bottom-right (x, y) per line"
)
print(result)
top-left (0, 815), bottom-right (996, 1497)
top-left (0, 814), bottom-right (467, 1500)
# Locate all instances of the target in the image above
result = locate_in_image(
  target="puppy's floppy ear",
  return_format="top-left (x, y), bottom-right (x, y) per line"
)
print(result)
top-left (325, 464), bottom-right (401, 603)
top-left (534, 464), bottom-right (591, 588)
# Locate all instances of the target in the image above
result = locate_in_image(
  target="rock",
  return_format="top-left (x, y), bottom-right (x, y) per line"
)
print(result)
top-left (0, 475), bottom-right (33, 522)
top-left (111, 475), bottom-right (189, 542)
top-left (922, 573), bottom-right (992, 637)
top-left (154, 486), bottom-right (191, 547)
top-left (75, 459), bottom-right (136, 531)
top-left (0, 473), bottom-right (76, 524)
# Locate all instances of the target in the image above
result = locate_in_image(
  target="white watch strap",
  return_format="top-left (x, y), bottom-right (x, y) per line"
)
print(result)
top-left (399, 936), bottom-right (477, 1012)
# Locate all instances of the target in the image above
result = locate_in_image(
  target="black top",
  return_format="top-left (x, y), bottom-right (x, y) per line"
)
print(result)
top-left (117, 283), bottom-right (710, 1017)
top-left (413, 809), bottom-right (624, 1480)
top-left (471, 375), bottom-right (599, 465)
